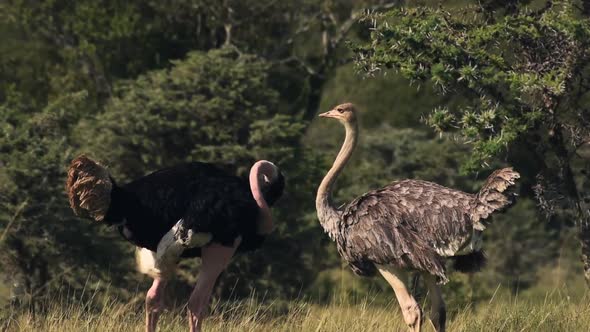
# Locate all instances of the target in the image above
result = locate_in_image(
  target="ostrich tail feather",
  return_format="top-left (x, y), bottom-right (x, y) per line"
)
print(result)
top-left (451, 250), bottom-right (487, 273)
top-left (471, 167), bottom-right (520, 225)
top-left (66, 155), bottom-right (113, 222)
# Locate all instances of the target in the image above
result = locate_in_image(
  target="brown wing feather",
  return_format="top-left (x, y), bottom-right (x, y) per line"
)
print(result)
top-left (340, 180), bottom-right (476, 283)
top-left (336, 169), bottom-right (519, 283)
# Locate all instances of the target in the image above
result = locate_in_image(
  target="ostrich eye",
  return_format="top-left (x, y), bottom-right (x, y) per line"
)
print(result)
top-left (337, 108), bottom-right (344, 113)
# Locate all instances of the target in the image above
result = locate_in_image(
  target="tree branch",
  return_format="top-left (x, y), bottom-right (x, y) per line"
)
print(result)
top-left (275, 56), bottom-right (317, 76)
top-left (331, 1), bottom-right (400, 52)
top-left (278, 1), bottom-right (402, 122)
top-left (0, 200), bottom-right (28, 245)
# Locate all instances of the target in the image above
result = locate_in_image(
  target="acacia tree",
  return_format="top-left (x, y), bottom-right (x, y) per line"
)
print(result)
top-left (354, 1), bottom-right (590, 284)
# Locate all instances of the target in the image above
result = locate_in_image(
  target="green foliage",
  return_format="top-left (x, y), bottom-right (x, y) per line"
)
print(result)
top-left (483, 199), bottom-right (558, 293)
top-left (0, 91), bottom-right (132, 306)
top-left (73, 47), bottom-right (324, 299)
top-left (1, 0), bottom-right (585, 314)
top-left (79, 48), bottom-right (286, 178)
top-left (355, 3), bottom-right (590, 172)
top-left (352, 0), bottom-right (590, 292)
top-left (315, 63), bottom-right (445, 129)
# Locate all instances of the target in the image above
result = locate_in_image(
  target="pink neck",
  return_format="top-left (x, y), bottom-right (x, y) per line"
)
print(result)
top-left (249, 161), bottom-right (273, 235)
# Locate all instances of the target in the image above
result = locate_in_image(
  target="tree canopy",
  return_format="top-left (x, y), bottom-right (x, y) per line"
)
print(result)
top-left (355, 1), bottom-right (590, 284)
top-left (1, 0), bottom-right (589, 311)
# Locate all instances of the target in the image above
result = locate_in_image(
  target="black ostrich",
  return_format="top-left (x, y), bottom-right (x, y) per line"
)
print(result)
top-left (66, 155), bottom-right (284, 332)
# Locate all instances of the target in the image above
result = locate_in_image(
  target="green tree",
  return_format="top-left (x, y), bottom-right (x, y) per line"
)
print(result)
top-left (355, 0), bottom-right (590, 285)
top-left (0, 91), bottom-right (132, 309)
top-left (3, 0), bottom-right (401, 119)
top-left (0, 0), bottom-right (405, 304)
top-left (483, 199), bottom-right (558, 294)
top-left (75, 47), bottom-right (325, 299)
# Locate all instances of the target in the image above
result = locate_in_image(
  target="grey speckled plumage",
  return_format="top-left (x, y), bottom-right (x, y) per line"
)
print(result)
top-left (338, 169), bottom-right (519, 283)
top-left (315, 103), bottom-right (520, 285)
top-left (316, 103), bottom-right (520, 332)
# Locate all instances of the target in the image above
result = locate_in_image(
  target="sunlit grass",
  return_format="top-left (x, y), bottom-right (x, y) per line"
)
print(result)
top-left (2, 290), bottom-right (590, 332)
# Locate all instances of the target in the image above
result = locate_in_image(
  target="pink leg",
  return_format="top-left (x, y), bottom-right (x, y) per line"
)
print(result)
top-left (146, 277), bottom-right (166, 332)
top-left (187, 238), bottom-right (240, 332)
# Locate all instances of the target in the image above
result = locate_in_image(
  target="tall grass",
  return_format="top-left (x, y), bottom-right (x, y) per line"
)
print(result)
top-left (2, 290), bottom-right (590, 332)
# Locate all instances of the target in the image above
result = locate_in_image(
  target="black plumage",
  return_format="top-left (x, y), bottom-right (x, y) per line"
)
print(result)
top-left (67, 157), bottom-right (284, 256)
top-left (451, 250), bottom-right (487, 273)
top-left (67, 155), bottom-right (284, 332)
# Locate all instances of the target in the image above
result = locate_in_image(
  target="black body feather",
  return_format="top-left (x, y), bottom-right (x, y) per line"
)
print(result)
top-left (451, 250), bottom-right (487, 273)
top-left (102, 162), bottom-right (282, 256)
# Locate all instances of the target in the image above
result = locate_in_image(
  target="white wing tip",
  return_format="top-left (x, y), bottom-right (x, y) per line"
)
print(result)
top-left (135, 247), bottom-right (162, 278)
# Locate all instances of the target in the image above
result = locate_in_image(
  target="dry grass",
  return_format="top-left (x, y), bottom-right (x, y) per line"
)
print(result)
top-left (2, 291), bottom-right (590, 332)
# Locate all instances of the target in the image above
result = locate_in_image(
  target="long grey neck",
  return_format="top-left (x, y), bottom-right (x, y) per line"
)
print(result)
top-left (316, 120), bottom-right (358, 241)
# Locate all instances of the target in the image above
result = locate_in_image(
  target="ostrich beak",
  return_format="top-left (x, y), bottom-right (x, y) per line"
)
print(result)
top-left (319, 111), bottom-right (336, 118)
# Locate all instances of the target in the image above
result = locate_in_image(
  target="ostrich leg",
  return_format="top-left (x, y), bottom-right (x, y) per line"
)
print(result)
top-left (377, 265), bottom-right (422, 332)
top-left (187, 238), bottom-right (241, 332)
top-left (141, 219), bottom-right (214, 332)
top-left (424, 274), bottom-right (446, 332)
top-left (136, 248), bottom-right (168, 332)
top-left (146, 278), bottom-right (166, 332)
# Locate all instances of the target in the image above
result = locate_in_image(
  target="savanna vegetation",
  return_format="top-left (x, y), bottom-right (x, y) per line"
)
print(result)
top-left (2, 0), bottom-right (590, 330)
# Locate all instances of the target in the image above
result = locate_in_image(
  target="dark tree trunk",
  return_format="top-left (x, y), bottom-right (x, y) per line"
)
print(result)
top-left (303, 72), bottom-right (328, 122)
top-left (579, 216), bottom-right (590, 284)
top-left (565, 173), bottom-right (590, 286)
top-left (571, 159), bottom-right (590, 284)
top-left (551, 128), bottom-right (590, 287)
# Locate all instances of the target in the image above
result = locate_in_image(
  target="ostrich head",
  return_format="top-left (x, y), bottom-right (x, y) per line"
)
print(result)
top-left (250, 160), bottom-right (285, 207)
top-left (319, 102), bottom-right (358, 124)
top-left (259, 162), bottom-right (285, 207)
top-left (249, 160), bottom-right (284, 235)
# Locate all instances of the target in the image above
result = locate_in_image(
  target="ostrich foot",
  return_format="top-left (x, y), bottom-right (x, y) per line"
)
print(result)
top-left (403, 303), bottom-right (422, 332)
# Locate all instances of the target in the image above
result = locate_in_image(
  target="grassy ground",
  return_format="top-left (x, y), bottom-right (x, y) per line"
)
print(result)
top-left (2, 291), bottom-right (590, 332)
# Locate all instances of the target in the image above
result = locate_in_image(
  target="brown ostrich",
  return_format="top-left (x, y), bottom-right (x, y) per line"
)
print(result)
top-left (315, 103), bottom-right (519, 332)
